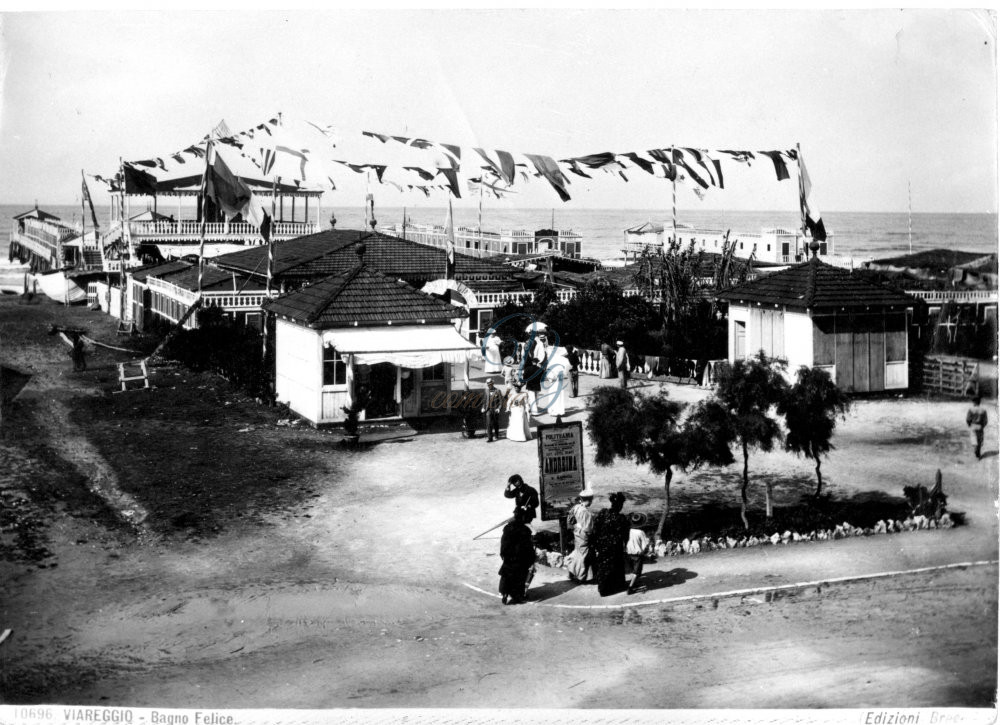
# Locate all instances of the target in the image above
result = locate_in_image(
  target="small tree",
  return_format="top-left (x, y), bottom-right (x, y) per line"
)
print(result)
top-left (778, 366), bottom-right (851, 497)
top-left (714, 352), bottom-right (789, 528)
top-left (587, 387), bottom-right (685, 538)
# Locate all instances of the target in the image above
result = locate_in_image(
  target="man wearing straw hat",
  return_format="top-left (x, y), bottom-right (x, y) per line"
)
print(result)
top-left (626, 512), bottom-right (652, 595)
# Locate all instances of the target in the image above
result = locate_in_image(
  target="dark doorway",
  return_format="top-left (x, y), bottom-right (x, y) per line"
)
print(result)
top-left (365, 363), bottom-right (398, 419)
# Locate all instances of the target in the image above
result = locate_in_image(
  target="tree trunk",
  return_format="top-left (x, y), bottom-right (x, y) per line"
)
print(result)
top-left (657, 467), bottom-right (673, 540)
top-left (740, 440), bottom-right (750, 530)
top-left (813, 448), bottom-right (824, 498)
top-left (765, 479), bottom-right (773, 520)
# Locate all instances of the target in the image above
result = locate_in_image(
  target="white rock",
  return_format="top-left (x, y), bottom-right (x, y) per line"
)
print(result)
top-left (690, 540), bottom-right (701, 554)
top-left (939, 513), bottom-right (954, 528)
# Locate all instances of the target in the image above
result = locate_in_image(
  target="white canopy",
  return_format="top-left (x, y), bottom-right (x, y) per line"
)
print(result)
top-left (322, 324), bottom-right (478, 368)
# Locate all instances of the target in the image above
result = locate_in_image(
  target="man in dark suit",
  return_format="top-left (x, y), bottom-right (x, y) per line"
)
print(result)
top-left (483, 379), bottom-right (504, 442)
top-left (504, 474), bottom-right (539, 523)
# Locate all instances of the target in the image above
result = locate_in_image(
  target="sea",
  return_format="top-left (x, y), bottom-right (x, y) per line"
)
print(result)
top-left (1, 203), bottom-right (996, 263)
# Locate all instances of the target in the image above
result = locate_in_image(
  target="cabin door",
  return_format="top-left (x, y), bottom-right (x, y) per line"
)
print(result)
top-left (734, 321), bottom-right (747, 360)
top-left (851, 328), bottom-right (871, 392)
top-left (835, 329), bottom-right (854, 390)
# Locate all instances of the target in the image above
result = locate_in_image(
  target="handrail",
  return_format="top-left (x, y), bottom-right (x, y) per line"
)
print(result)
top-left (907, 289), bottom-right (998, 302)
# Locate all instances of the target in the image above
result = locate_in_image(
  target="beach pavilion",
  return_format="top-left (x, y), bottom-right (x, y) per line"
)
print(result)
top-left (262, 246), bottom-right (479, 426)
top-left (716, 251), bottom-right (918, 393)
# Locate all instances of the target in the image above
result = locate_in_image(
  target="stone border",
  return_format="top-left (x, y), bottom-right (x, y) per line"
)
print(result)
top-left (534, 513), bottom-right (958, 569)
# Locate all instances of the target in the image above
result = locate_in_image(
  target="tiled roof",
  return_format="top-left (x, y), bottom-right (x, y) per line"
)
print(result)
top-left (717, 256), bottom-right (915, 310)
top-left (157, 264), bottom-right (267, 293)
top-left (212, 229), bottom-right (512, 283)
top-left (263, 264), bottom-right (468, 329)
top-left (130, 260), bottom-right (192, 282)
top-left (13, 207), bottom-right (62, 222)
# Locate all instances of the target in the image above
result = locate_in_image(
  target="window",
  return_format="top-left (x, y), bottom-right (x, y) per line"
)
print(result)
top-left (323, 347), bottom-right (347, 386)
top-left (423, 363), bottom-right (446, 381)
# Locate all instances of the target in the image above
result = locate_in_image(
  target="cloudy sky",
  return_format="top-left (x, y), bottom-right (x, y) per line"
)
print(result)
top-left (0, 8), bottom-right (995, 213)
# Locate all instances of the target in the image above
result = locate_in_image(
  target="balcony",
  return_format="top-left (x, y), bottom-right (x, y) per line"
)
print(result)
top-left (127, 220), bottom-right (317, 244)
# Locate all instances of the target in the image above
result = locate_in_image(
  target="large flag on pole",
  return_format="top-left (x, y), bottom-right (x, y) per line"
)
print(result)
top-left (445, 198), bottom-right (456, 280)
top-left (798, 150), bottom-right (827, 243)
top-left (81, 171), bottom-right (100, 232)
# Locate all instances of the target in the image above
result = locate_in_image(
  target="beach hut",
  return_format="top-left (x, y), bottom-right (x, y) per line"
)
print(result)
top-left (717, 251), bottom-right (917, 393)
top-left (262, 248), bottom-right (478, 426)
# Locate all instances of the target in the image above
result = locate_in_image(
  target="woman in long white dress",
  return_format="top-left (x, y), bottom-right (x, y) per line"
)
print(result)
top-left (538, 348), bottom-right (569, 417)
top-left (483, 329), bottom-right (503, 375)
top-left (506, 384), bottom-right (531, 441)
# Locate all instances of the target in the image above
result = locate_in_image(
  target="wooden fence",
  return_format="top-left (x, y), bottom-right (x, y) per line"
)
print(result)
top-left (921, 356), bottom-right (980, 397)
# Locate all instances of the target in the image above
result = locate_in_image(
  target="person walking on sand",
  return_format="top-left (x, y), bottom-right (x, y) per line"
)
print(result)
top-left (498, 508), bottom-right (536, 605)
top-left (615, 340), bottom-right (630, 390)
top-left (625, 513), bottom-right (651, 595)
top-left (504, 474), bottom-right (539, 524)
top-left (566, 488), bottom-right (595, 583)
top-left (70, 334), bottom-right (87, 372)
top-left (966, 396), bottom-right (989, 459)
top-left (592, 492), bottom-right (630, 596)
top-left (482, 379), bottom-right (504, 443)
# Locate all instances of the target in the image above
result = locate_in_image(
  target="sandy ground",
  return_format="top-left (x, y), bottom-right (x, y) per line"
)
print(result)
top-left (0, 294), bottom-right (997, 711)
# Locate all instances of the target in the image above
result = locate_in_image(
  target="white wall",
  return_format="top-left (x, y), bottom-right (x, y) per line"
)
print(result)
top-left (274, 318), bottom-right (323, 425)
top-left (784, 311), bottom-right (814, 374)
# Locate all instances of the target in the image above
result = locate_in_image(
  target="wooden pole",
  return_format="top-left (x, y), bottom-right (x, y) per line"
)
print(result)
top-left (263, 176), bottom-right (279, 362)
top-left (198, 143), bottom-right (213, 297)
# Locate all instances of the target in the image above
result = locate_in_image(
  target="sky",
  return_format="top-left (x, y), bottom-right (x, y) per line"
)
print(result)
top-left (0, 8), bottom-right (996, 214)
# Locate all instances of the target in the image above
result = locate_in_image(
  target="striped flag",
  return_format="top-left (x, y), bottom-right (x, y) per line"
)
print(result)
top-left (798, 150), bottom-right (827, 242)
top-left (81, 171), bottom-right (100, 232)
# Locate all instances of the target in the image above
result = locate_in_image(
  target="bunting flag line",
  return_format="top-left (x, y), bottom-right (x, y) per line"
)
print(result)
top-left (123, 164), bottom-right (158, 195)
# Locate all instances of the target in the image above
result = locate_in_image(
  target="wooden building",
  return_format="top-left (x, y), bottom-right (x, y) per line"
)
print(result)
top-left (263, 253), bottom-right (477, 426)
top-left (717, 254), bottom-right (917, 393)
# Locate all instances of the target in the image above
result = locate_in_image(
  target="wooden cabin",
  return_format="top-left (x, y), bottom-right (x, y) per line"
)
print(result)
top-left (717, 254), bottom-right (917, 393)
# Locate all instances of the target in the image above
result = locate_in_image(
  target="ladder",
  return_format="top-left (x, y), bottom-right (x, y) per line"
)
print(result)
top-left (115, 360), bottom-right (149, 393)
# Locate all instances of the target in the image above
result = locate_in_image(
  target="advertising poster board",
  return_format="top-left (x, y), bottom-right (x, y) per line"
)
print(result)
top-left (536, 420), bottom-right (585, 521)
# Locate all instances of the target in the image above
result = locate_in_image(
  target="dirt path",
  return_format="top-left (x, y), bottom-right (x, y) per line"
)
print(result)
top-left (1, 296), bottom-right (997, 710)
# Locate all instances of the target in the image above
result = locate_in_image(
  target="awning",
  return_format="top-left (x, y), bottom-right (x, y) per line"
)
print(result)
top-left (322, 324), bottom-right (478, 368)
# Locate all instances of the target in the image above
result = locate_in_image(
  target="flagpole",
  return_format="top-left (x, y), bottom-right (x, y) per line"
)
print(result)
top-left (796, 142), bottom-right (807, 261)
top-left (80, 169), bottom-right (87, 260)
top-left (670, 146), bottom-right (677, 247)
top-left (119, 157), bottom-right (127, 317)
top-left (198, 142), bottom-right (212, 296)
top-left (908, 180), bottom-right (913, 255)
top-left (263, 175), bottom-right (279, 363)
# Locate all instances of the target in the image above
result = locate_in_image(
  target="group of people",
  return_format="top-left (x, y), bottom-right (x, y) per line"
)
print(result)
top-left (479, 330), bottom-right (583, 444)
top-left (599, 340), bottom-right (631, 390)
top-left (497, 476), bottom-right (651, 604)
top-left (566, 489), bottom-right (649, 596)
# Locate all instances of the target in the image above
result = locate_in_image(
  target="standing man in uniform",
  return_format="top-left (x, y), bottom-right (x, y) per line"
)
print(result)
top-left (966, 396), bottom-right (989, 459)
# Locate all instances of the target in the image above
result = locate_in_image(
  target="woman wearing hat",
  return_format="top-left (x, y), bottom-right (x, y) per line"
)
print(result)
top-left (498, 508), bottom-right (535, 605)
top-left (566, 488), bottom-right (595, 583)
top-left (592, 492), bottom-right (630, 596)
